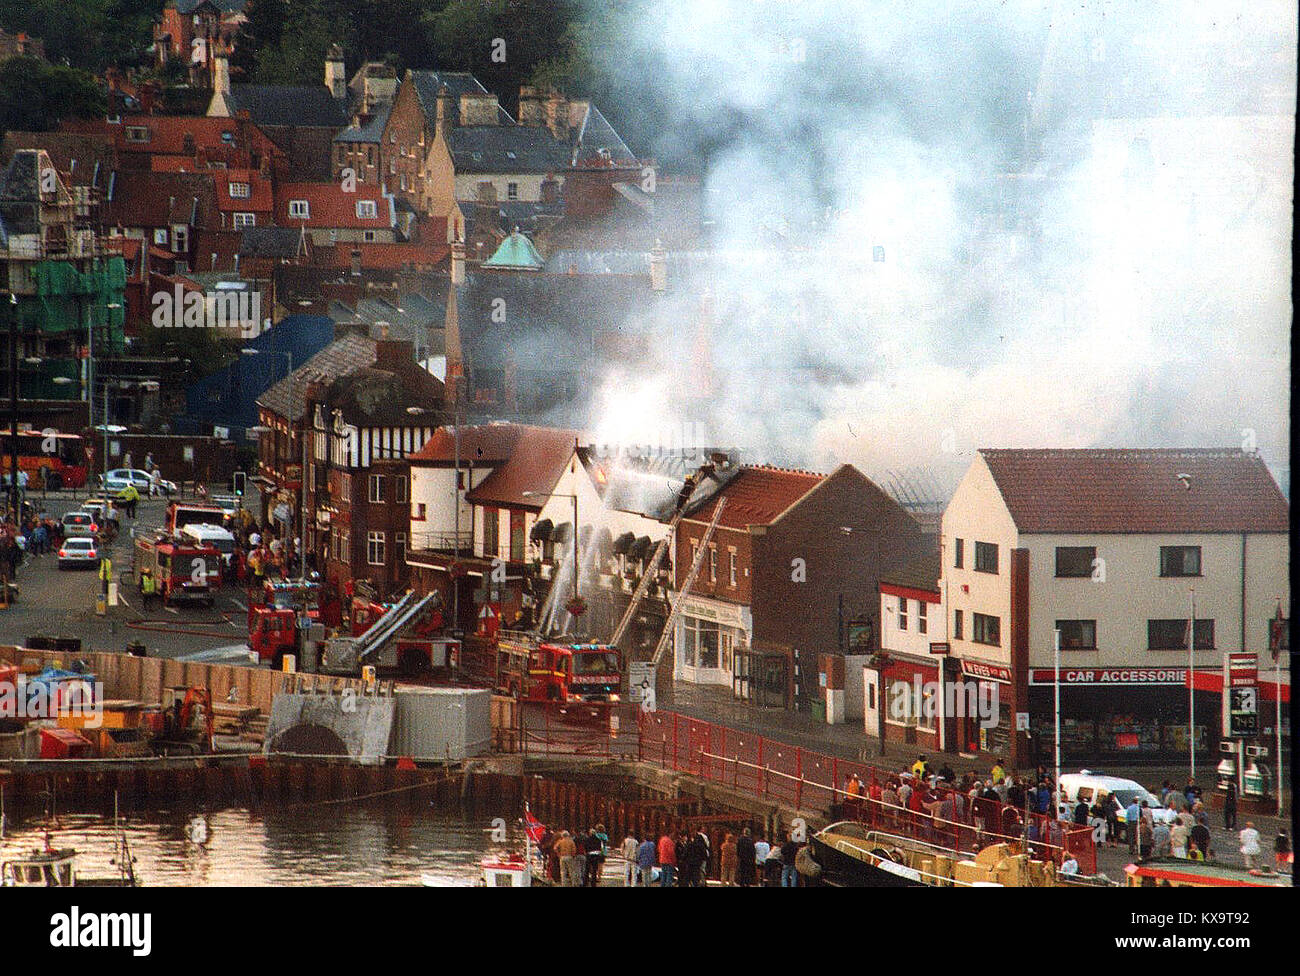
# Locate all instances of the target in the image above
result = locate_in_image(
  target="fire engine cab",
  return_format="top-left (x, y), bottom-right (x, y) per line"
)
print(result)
top-left (496, 632), bottom-right (623, 702)
top-left (133, 535), bottom-right (222, 607)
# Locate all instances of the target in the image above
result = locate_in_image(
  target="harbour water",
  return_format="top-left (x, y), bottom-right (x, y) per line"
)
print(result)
top-left (0, 804), bottom-right (502, 887)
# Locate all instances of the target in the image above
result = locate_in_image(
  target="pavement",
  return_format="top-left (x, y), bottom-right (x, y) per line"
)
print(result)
top-left (0, 489), bottom-right (255, 664)
top-left (662, 681), bottom-right (1292, 879)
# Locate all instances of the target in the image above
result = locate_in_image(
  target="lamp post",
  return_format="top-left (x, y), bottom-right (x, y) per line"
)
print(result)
top-left (88, 302), bottom-right (122, 495)
top-left (6, 292), bottom-right (19, 520)
top-left (1053, 627), bottom-right (1061, 819)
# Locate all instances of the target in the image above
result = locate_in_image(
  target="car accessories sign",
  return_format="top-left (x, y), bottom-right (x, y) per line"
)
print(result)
top-left (1028, 667), bottom-right (1188, 685)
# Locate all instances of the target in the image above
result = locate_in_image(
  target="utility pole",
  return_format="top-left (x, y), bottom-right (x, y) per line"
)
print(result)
top-left (6, 292), bottom-right (19, 520)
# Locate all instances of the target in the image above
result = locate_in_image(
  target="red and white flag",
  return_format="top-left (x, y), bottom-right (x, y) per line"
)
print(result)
top-left (524, 809), bottom-right (546, 844)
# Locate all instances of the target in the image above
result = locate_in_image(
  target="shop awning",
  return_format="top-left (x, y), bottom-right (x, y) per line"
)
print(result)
top-left (613, 531), bottom-right (636, 555)
top-left (529, 518), bottom-right (553, 543)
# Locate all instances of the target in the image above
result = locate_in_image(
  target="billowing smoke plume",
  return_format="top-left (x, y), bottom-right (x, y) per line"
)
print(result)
top-left (584, 0), bottom-right (1295, 497)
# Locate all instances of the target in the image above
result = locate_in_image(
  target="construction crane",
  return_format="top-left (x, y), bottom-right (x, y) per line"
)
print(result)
top-left (649, 497), bottom-right (727, 669)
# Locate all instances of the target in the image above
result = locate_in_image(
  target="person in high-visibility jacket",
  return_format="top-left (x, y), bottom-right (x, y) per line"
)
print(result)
top-left (139, 567), bottom-right (158, 610)
top-left (119, 483), bottom-right (140, 519)
top-left (98, 556), bottom-right (113, 597)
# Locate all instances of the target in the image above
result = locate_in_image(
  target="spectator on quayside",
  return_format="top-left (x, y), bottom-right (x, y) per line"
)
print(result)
top-left (779, 834), bottom-right (802, 888)
top-left (1059, 853), bottom-right (1079, 877)
top-left (572, 830), bottom-right (589, 887)
top-left (1152, 821), bottom-right (1172, 858)
top-left (656, 831), bottom-right (677, 887)
top-left (1239, 822), bottom-right (1262, 871)
top-left (554, 831), bottom-right (579, 887)
top-left (635, 836), bottom-right (656, 887)
top-left (735, 829), bottom-right (756, 887)
top-left (621, 832), bottom-right (639, 887)
top-left (1187, 840), bottom-right (1205, 861)
top-left (1223, 780), bottom-right (1238, 829)
top-left (1124, 797), bottom-right (1141, 853)
top-left (753, 835), bottom-right (771, 880)
top-left (1170, 818), bottom-right (1190, 858)
top-left (991, 758), bottom-right (1006, 785)
top-left (1189, 821), bottom-right (1212, 862)
top-left (897, 778), bottom-right (913, 808)
top-left (911, 755), bottom-right (927, 779)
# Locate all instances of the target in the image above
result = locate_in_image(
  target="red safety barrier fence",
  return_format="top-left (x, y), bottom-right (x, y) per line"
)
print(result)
top-left (638, 710), bottom-right (1097, 875)
top-left (518, 700), bottom-right (640, 759)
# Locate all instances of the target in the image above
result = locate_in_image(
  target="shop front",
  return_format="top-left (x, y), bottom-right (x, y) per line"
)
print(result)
top-left (954, 658), bottom-right (1014, 758)
top-left (1027, 666), bottom-right (1219, 764)
top-left (865, 652), bottom-right (941, 749)
top-left (674, 595), bottom-right (750, 688)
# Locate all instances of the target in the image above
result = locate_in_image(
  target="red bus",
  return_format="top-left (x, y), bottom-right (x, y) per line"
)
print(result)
top-left (0, 431), bottom-right (90, 490)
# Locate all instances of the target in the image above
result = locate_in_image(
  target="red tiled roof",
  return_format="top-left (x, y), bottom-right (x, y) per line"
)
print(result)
top-left (312, 241), bottom-right (448, 271)
top-left (980, 448), bottom-right (1290, 534)
top-left (65, 115), bottom-right (281, 162)
top-left (274, 181), bottom-right (392, 229)
top-left (439, 425), bottom-right (582, 509)
top-left (685, 465), bottom-right (824, 529)
top-left (208, 168), bottom-right (274, 214)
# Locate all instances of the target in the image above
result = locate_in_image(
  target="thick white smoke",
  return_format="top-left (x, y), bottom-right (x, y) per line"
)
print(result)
top-left (585, 0), bottom-right (1295, 497)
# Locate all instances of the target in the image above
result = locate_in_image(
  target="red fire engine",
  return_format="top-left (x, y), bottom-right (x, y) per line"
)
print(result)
top-left (133, 536), bottom-right (222, 607)
top-left (495, 631), bottom-right (623, 703)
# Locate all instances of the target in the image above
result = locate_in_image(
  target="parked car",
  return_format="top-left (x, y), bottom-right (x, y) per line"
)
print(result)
top-left (58, 537), bottom-right (99, 570)
top-left (60, 511), bottom-right (98, 539)
top-left (80, 497), bottom-right (120, 529)
top-left (101, 468), bottom-right (178, 495)
top-left (1056, 771), bottom-right (1178, 824)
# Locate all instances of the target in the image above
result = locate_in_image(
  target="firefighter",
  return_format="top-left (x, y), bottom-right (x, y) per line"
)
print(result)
top-left (98, 555), bottom-right (113, 600)
top-left (139, 567), bottom-right (158, 611)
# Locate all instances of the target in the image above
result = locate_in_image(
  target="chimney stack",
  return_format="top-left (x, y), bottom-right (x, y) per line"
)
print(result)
top-left (450, 237), bottom-right (466, 285)
top-left (545, 91), bottom-right (570, 141)
top-left (213, 48), bottom-right (231, 96)
top-left (518, 86), bottom-right (543, 126)
top-left (325, 44), bottom-right (346, 100)
top-left (649, 239), bottom-right (667, 292)
top-left (434, 85), bottom-right (448, 141)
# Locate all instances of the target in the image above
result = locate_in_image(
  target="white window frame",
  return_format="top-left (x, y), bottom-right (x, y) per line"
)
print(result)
top-left (728, 549), bottom-right (737, 588)
top-left (367, 531), bottom-right (386, 566)
top-left (229, 182), bottom-right (251, 199)
top-left (368, 473), bottom-right (385, 503)
top-left (395, 531), bottom-right (407, 565)
top-left (507, 181), bottom-right (519, 200)
top-left (232, 212), bottom-right (256, 229)
top-left (355, 199), bottom-right (377, 219)
top-left (288, 199), bottom-right (310, 219)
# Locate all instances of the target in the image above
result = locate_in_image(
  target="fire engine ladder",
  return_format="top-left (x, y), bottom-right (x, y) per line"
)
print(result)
top-left (355, 590), bottom-right (440, 664)
top-left (649, 497), bottom-right (726, 669)
top-left (609, 503), bottom-right (692, 649)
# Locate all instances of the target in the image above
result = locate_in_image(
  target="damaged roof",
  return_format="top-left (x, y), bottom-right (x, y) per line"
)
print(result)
top-left (257, 333), bottom-right (378, 422)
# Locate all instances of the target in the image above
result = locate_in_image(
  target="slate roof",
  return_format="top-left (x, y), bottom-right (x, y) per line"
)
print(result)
top-left (226, 85), bottom-right (348, 129)
top-left (880, 548), bottom-right (942, 594)
top-left (447, 125), bottom-right (571, 174)
top-left (571, 104), bottom-right (637, 167)
top-left (0, 132), bottom-right (117, 189)
top-left (257, 333), bottom-right (378, 422)
top-left (979, 448), bottom-right (1290, 534)
top-left (407, 71), bottom-right (511, 127)
top-left (238, 225), bottom-right (306, 259)
top-left (173, 0), bottom-right (246, 13)
top-left (682, 465), bottom-right (825, 530)
top-left (324, 365), bottom-right (445, 427)
top-left (334, 102), bottom-right (392, 144)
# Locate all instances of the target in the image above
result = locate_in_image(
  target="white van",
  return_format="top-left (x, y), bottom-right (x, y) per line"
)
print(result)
top-left (1057, 771), bottom-right (1178, 824)
top-left (179, 522), bottom-right (237, 567)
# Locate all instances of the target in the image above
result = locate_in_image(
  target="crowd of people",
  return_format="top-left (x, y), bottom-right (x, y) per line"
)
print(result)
top-left (535, 824), bottom-right (810, 886)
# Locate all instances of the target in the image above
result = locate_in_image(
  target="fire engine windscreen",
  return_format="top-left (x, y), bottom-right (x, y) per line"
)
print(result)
top-left (574, 651), bottom-right (620, 675)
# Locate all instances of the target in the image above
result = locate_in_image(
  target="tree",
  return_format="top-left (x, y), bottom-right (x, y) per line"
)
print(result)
top-left (0, 58), bottom-right (106, 137)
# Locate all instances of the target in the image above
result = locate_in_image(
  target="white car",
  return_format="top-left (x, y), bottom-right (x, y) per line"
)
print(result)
top-left (1057, 771), bottom-right (1179, 824)
top-left (61, 511), bottom-right (98, 539)
top-left (58, 537), bottom-right (100, 569)
top-left (101, 468), bottom-right (178, 495)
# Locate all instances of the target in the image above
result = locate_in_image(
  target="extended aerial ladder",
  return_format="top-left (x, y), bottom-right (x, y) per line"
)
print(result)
top-left (609, 502), bottom-right (692, 648)
top-left (649, 497), bottom-right (727, 669)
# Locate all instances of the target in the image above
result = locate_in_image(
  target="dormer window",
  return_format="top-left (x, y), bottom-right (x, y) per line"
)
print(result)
top-left (356, 200), bottom-right (377, 219)
top-left (288, 200), bottom-right (310, 219)
top-left (125, 126), bottom-right (150, 143)
top-left (229, 182), bottom-right (250, 199)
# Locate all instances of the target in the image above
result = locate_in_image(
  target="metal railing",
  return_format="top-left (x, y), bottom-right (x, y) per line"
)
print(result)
top-left (637, 710), bottom-right (1098, 874)
top-left (409, 530), bottom-right (473, 553)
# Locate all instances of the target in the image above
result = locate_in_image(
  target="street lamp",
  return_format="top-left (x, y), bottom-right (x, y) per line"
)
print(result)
top-left (88, 302), bottom-right (122, 494)
top-left (6, 291), bottom-right (19, 520)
